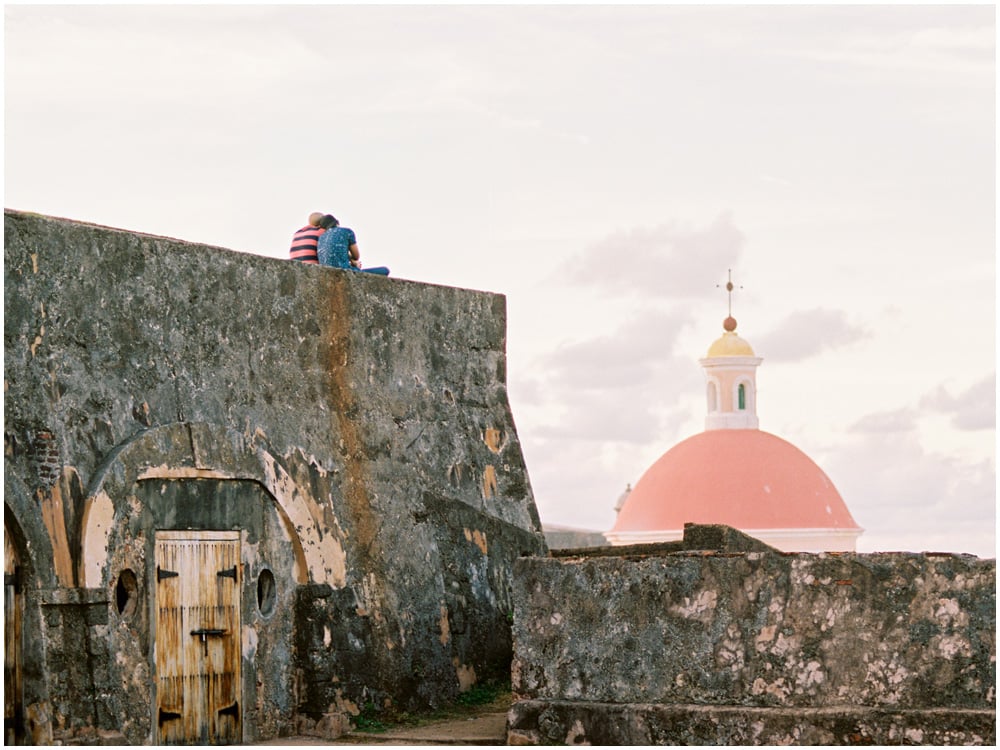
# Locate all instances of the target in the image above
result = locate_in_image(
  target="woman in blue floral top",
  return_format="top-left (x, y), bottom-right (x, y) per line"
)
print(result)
top-left (317, 215), bottom-right (389, 275)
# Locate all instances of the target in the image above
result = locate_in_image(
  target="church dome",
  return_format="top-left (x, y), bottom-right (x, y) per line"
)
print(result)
top-left (610, 429), bottom-right (860, 536)
top-left (605, 276), bottom-right (863, 552)
top-left (707, 331), bottom-right (755, 357)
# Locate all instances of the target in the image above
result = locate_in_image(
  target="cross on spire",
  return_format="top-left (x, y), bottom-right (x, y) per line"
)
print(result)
top-left (717, 269), bottom-right (743, 318)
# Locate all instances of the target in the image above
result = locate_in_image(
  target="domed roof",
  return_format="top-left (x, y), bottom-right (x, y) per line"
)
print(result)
top-left (611, 429), bottom-right (860, 534)
top-left (706, 331), bottom-right (755, 357)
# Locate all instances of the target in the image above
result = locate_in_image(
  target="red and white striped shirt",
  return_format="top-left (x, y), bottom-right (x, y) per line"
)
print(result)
top-left (289, 225), bottom-right (324, 264)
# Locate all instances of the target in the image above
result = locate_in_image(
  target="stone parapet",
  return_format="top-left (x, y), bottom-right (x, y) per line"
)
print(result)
top-left (510, 530), bottom-right (995, 745)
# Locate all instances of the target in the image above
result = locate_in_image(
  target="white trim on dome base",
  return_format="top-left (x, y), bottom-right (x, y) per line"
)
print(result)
top-left (604, 526), bottom-right (863, 553)
top-left (705, 412), bottom-right (759, 430)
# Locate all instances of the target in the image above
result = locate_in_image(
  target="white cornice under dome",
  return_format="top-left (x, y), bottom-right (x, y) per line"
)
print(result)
top-left (604, 526), bottom-right (864, 553)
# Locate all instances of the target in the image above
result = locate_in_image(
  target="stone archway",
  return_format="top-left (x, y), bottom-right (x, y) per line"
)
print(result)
top-left (74, 422), bottom-right (350, 743)
top-left (77, 421), bottom-right (346, 590)
top-left (2, 493), bottom-right (55, 746)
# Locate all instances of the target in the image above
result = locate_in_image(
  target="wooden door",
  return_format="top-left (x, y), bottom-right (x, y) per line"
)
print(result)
top-left (4, 528), bottom-right (23, 745)
top-left (154, 531), bottom-right (241, 744)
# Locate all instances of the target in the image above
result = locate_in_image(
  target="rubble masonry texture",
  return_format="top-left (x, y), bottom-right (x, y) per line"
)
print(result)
top-left (4, 210), bottom-right (546, 744)
top-left (509, 541), bottom-right (995, 745)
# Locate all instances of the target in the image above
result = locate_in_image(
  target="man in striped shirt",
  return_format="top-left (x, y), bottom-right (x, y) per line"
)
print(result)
top-left (288, 212), bottom-right (327, 264)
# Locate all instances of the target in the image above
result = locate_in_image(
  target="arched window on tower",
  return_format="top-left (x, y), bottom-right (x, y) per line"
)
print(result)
top-left (738, 383), bottom-right (746, 410)
top-left (707, 382), bottom-right (718, 412)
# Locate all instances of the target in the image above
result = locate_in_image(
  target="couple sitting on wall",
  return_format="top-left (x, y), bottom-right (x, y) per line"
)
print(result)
top-left (289, 212), bottom-right (390, 276)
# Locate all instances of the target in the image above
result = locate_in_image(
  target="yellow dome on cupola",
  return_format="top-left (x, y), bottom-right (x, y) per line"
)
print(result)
top-left (706, 316), bottom-right (755, 357)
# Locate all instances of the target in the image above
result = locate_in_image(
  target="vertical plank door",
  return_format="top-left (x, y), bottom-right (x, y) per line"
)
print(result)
top-left (155, 531), bottom-right (241, 744)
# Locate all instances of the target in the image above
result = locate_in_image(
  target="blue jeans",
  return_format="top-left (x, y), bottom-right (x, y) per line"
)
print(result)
top-left (356, 266), bottom-right (390, 276)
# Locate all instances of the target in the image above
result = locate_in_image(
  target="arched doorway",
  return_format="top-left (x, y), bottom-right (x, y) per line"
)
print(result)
top-left (4, 521), bottom-right (24, 744)
top-left (137, 477), bottom-right (293, 745)
top-left (76, 423), bottom-right (349, 744)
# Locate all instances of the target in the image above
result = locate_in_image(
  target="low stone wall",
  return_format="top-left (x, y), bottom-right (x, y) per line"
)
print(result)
top-left (509, 526), bottom-right (995, 745)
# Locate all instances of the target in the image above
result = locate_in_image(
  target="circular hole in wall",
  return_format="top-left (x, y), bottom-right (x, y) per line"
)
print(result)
top-left (257, 568), bottom-right (276, 617)
top-left (115, 568), bottom-right (138, 618)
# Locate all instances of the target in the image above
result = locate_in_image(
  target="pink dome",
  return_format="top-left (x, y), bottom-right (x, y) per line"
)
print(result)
top-left (612, 430), bottom-right (860, 533)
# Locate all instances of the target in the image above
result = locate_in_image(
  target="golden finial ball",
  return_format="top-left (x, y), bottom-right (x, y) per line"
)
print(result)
top-left (723, 316), bottom-right (738, 332)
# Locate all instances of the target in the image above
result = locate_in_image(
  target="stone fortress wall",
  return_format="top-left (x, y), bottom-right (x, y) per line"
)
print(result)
top-left (4, 209), bottom-right (546, 744)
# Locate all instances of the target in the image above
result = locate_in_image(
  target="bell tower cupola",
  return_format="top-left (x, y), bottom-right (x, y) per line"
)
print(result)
top-left (699, 271), bottom-right (762, 430)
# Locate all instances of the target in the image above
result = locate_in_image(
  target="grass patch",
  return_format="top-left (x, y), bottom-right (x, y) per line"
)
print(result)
top-left (455, 681), bottom-right (506, 707)
top-left (353, 701), bottom-right (388, 734)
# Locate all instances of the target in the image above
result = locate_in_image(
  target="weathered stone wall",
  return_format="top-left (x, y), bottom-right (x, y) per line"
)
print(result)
top-left (509, 527), bottom-right (995, 745)
top-left (542, 525), bottom-right (608, 550)
top-left (4, 209), bottom-right (546, 744)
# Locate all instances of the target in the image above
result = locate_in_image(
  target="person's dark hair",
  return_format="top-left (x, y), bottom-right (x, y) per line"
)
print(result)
top-left (320, 214), bottom-right (338, 229)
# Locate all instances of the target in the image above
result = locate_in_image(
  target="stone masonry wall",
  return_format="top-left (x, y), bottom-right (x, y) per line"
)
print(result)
top-left (4, 210), bottom-right (546, 744)
top-left (509, 527), bottom-right (995, 745)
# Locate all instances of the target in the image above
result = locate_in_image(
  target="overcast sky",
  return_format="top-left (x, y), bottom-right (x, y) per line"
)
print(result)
top-left (5, 3), bottom-right (995, 557)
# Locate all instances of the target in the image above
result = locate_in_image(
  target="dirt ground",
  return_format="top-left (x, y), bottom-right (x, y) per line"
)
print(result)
top-left (254, 693), bottom-right (511, 746)
top-left (330, 711), bottom-right (507, 746)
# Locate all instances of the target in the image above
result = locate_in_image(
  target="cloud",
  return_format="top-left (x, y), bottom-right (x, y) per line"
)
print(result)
top-left (844, 374), bottom-right (995, 437)
top-left (824, 431), bottom-right (994, 557)
top-left (759, 174), bottom-right (794, 187)
top-left (513, 307), bottom-right (702, 446)
top-left (508, 375), bottom-right (544, 407)
top-left (848, 408), bottom-right (918, 434)
top-left (539, 308), bottom-right (692, 390)
top-left (919, 373), bottom-right (995, 431)
top-left (521, 438), bottom-right (628, 531)
top-left (754, 308), bottom-right (869, 362)
top-left (560, 213), bottom-right (744, 298)
top-left (521, 402), bottom-right (696, 532)
top-left (769, 8), bottom-right (995, 78)
top-left (532, 398), bottom-right (691, 445)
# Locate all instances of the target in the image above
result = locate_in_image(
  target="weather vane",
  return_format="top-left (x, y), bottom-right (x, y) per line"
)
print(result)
top-left (717, 269), bottom-right (742, 318)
